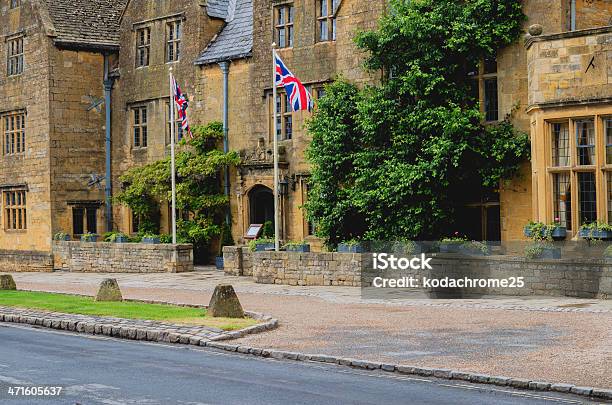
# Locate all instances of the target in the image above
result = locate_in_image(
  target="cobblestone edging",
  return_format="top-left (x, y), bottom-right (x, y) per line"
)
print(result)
top-left (0, 306), bottom-right (278, 344)
top-left (197, 343), bottom-right (612, 402)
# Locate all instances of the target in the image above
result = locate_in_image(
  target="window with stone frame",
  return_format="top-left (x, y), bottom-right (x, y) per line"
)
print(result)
top-left (316, 0), bottom-right (338, 42)
top-left (135, 27), bottom-right (150, 68)
top-left (552, 122), bottom-right (570, 167)
top-left (274, 4), bottom-right (294, 48)
top-left (552, 172), bottom-right (572, 230)
top-left (72, 206), bottom-right (97, 235)
top-left (166, 102), bottom-right (183, 144)
top-left (468, 56), bottom-right (498, 122)
top-left (166, 20), bottom-right (181, 62)
top-left (2, 111), bottom-right (25, 155)
top-left (270, 91), bottom-right (292, 140)
top-left (605, 118), bottom-right (612, 165)
top-left (576, 119), bottom-right (595, 166)
top-left (132, 106), bottom-right (148, 148)
top-left (10, 0), bottom-right (19, 9)
top-left (3, 189), bottom-right (26, 231)
top-left (7, 36), bottom-right (24, 76)
top-left (578, 171), bottom-right (597, 225)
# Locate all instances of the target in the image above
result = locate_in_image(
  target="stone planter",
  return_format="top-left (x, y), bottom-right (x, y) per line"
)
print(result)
top-left (142, 237), bottom-right (160, 244)
top-left (579, 229), bottom-right (612, 240)
top-left (215, 256), bottom-right (224, 270)
top-left (255, 243), bottom-right (275, 252)
top-left (80, 235), bottom-right (98, 242)
top-left (114, 235), bottom-right (129, 243)
top-left (286, 244), bottom-right (310, 252)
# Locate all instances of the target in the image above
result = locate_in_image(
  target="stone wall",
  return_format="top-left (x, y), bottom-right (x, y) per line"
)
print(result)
top-left (53, 241), bottom-right (194, 273)
top-left (0, 250), bottom-right (53, 272)
top-left (223, 247), bottom-right (367, 286)
top-left (223, 247), bottom-right (612, 298)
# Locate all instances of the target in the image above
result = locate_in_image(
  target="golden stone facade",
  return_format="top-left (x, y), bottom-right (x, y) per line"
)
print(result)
top-left (1, 0), bottom-right (611, 256)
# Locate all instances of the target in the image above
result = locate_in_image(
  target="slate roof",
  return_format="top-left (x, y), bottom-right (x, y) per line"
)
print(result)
top-left (42, 0), bottom-right (128, 50)
top-left (196, 0), bottom-right (253, 65)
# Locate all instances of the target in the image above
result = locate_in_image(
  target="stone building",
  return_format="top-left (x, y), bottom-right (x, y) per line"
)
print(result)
top-left (1, 0), bottom-right (611, 258)
top-left (0, 0), bottom-right (125, 252)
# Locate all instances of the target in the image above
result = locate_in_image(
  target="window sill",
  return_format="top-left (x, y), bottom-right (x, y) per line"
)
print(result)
top-left (314, 40), bottom-right (337, 45)
top-left (166, 60), bottom-right (180, 65)
top-left (4, 229), bottom-right (27, 233)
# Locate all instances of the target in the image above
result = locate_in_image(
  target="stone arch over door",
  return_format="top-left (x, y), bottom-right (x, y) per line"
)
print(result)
top-left (248, 185), bottom-right (274, 227)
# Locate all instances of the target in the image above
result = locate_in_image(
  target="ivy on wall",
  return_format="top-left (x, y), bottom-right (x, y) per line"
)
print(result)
top-left (115, 122), bottom-right (240, 244)
top-left (305, 0), bottom-right (530, 246)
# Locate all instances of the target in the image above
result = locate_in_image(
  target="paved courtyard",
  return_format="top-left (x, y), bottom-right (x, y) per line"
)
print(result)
top-left (8, 269), bottom-right (612, 389)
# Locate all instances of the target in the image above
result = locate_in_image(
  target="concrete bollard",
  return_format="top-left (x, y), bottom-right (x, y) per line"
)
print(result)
top-left (95, 278), bottom-right (123, 302)
top-left (208, 284), bottom-right (244, 318)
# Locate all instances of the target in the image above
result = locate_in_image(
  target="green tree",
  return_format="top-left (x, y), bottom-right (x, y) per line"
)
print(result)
top-left (305, 0), bottom-right (529, 246)
top-left (115, 121), bottom-right (240, 245)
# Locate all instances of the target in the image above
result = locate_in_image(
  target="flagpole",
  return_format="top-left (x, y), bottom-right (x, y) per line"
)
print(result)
top-left (272, 44), bottom-right (280, 252)
top-left (169, 67), bottom-right (177, 245)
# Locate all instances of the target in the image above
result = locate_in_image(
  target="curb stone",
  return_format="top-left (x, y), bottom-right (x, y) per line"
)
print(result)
top-left (2, 308), bottom-right (611, 401)
top-left (197, 342), bottom-right (612, 401)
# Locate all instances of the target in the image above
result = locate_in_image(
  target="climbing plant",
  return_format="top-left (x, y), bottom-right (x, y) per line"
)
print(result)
top-left (115, 121), bottom-right (240, 244)
top-left (305, 0), bottom-right (530, 246)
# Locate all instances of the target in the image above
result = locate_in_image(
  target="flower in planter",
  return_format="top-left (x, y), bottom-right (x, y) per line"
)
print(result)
top-left (53, 232), bottom-right (70, 241)
top-left (80, 233), bottom-right (98, 242)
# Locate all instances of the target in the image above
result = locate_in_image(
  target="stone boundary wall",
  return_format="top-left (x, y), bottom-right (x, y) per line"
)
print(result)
top-left (53, 241), bottom-right (194, 273)
top-left (223, 247), bottom-right (367, 286)
top-left (223, 247), bottom-right (612, 298)
top-left (0, 250), bottom-right (53, 272)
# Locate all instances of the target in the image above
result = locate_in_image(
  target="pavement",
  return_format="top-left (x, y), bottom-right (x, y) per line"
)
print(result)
top-left (8, 269), bottom-right (612, 389)
top-left (0, 324), bottom-right (599, 405)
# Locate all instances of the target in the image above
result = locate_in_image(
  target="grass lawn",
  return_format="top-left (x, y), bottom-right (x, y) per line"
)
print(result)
top-left (0, 290), bottom-right (257, 331)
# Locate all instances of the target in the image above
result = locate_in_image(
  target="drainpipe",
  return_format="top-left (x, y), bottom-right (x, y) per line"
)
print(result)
top-left (570, 0), bottom-right (576, 31)
top-left (103, 55), bottom-right (115, 232)
top-left (219, 60), bottom-right (231, 226)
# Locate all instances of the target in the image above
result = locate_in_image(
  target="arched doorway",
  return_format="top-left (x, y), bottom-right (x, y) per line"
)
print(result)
top-left (248, 185), bottom-right (274, 227)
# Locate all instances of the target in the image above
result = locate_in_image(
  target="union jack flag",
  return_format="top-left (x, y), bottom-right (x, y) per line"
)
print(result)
top-left (171, 75), bottom-right (193, 139)
top-left (274, 53), bottom-right (314, 112)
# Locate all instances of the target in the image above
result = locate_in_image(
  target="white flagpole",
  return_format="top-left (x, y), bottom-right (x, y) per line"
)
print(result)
top-left (272, 44), bottom-right (280, 252)
top-left (169, 68), bottom-right (177, 244)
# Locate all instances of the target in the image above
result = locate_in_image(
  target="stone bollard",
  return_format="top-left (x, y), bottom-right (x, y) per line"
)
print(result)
top-left (208, 284), bottom-right (244, 318)
top-left (95, 278), bottom-right (123, 302)
top-left (0, 274), bottom-right (16, 290)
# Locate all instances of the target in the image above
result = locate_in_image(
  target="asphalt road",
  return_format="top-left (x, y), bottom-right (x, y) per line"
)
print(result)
top-left (0, 324), bottom-right (598, 405)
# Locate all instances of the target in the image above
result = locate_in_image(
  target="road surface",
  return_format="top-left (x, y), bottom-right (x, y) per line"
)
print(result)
top-left (0, 324), bottom-right (598, 404)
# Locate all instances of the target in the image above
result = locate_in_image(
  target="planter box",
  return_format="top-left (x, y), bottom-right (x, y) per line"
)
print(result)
top-left (142, 237), bottom-right (160, 244)
top-left (286, 244), bottom-right (310, 252)
top-left (460, 245), bottom-right (490, 256)
top-left (579, 229), bottom-right (612, 240)
top-left (55, 235), bottom-right (71, 241)
top-left (439, 242), bottom-right (463, 254)
top-left (551, 227), bottom-right (567, 240)
top-left (534, 247), bottom-right (562, 259)
top-left (80, 235), bottom-right (98, 242)
top-left (337, 243), bottom-right (367, 253)
top-left (524, 226), bottom-right (567, 240)
top-left (114, 236), bottom-right (129, 243)
top-left (215, 256), bottom-right (224, 270)
top-left (255, 243), bottom-right (275, 252)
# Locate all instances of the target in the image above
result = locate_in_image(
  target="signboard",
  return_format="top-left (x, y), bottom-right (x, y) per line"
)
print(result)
top-left (244, 224), bottom-right (263, 240)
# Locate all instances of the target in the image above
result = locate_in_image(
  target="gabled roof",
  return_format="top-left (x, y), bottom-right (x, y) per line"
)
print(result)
top-left (196, 0), bottom-right (252, 65)
top-left (42, 0), bottom-right (128, 51)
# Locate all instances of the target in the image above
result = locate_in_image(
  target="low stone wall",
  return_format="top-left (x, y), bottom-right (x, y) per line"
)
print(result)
top-left (53, 241), bottom-right (194, 273)
top-left (224, 247), bottom-right (366, 286)
top-left (223, 247), bottom-right (612, 298)
top-left (0, 250), bottom-right (53, 272)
